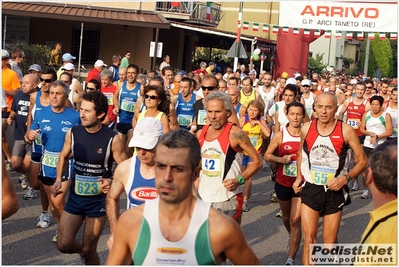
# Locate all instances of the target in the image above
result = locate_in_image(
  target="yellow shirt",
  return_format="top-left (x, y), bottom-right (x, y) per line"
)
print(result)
top-left (361, 199), bottom-right (397, 245)
top-left (239, 89), bottom-right (256, 107)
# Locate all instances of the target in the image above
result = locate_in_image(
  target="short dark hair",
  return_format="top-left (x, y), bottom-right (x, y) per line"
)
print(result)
top-left (283, 84), bottom-right (299, 97)
top-left (370, 95), bottom-right (384, 106)
top-left (285, 102), bottom-right (306, 116)
top-left (143, 85), bottom-right (170, 115)
top-left (82, 91), bottom-right (108, 122)
top-left (156, 129), bottom-right (201, 172)
top-left (181, 77), bottom-right (192, 87)
top-left (60, 72), bottom-right (72, 82)
top-left (149, 76), bottom-right (164, 87)
top-left (242, 76), bottom-right (253, 86)
top-left (42, 68), bottom-right (57, 81)
top-left (127, 64), bottom-right (139, 74)
top-left (161, 66), bottom-right (173, 76)
top-left (368, 140), bottom-right (397, 196)
top-left (86, 79), bottom-right (101, 91)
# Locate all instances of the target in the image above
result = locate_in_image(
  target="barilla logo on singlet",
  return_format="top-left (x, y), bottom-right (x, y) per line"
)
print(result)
top-left (130, 187), bottom-right (158, 201)
top-left (284, 145), bottom-right (293, 150)
top-left (157, 247), bottom-right (187, 255)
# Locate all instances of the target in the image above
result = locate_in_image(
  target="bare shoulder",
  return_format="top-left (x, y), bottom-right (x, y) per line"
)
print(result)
top-left (208, 207), bottom-right (240, 241)
top-left (119, 204), bottom-right (145, 225)
top-left (229, 125), bottom-right (247, 141)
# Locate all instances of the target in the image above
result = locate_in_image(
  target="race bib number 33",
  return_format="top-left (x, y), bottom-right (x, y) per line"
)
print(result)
top-left (75, 175), bottom-right (102, 196)
top-left (310, 166), bottom-right (335, 185)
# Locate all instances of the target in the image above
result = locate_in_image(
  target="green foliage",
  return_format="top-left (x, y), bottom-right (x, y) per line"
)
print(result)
top-left (390, 39), bottom-right (397, 77)
top-left (195, 47), bottom-right (228, 62)
top-left (360, 34), bottom-right (395, 77)
top-left (308, 53), bottom-right (327, 74)
top-left (15, 42), bottom-right (52, 74)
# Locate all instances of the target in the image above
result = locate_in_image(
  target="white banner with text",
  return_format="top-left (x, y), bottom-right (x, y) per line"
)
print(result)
top-left (279, 1), bottom-right (398, 33)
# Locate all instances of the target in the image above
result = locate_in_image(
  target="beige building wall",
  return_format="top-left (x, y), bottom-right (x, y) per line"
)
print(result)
top-left (69, 2), bottom-right (157, 11)
top-left (216, 2), bottom-right (280, 41)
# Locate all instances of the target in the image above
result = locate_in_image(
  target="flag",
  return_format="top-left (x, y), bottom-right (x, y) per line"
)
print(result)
top-left (325, 30), bottom-right (331, 38)
top-left (346, 32), bottom-right (353, 40)
top-left (293, 28), bottom-right (300, 35)
top-left (357, 32), bottom-right (364, 41)
top-left (206, 2), bottom-right (211, 21)
top-left (282, 26), bottom-right (289, 34)
top-left (253, 23), bottom-right (259, 32)
top-left (379, 32), bottom-right (386, 40)
top-left (314, 29), bottom-right (321, 37)
top-left (368, 32), bottom-right (375, 40)
top-left (304, 29), bottom-right (310, 36)
top-left (336, 30), bottom-right (342, 39)
top-left (390, 32), bottom-right (398, 40)
top-left (262, 24), bottom-right (269, 33)
top-left (243, 21), bottom-right (249, 30)
top-left (272, 25), bottom-right (279, 34)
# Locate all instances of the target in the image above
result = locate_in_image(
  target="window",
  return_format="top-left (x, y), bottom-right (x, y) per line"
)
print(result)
top-left (71, 26), bottom-right (100, 65)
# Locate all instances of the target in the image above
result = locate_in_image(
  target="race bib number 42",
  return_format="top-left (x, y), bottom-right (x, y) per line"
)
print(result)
top-left (201, 153), bottom-right (222, 177)
top-left (75, 175), bottom-right (102, 196)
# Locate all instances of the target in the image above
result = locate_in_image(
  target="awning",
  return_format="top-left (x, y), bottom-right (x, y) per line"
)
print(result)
top-left (170, 21), bottom-right (254, 42)
top-left (2, 1), bottom-right (170, 29)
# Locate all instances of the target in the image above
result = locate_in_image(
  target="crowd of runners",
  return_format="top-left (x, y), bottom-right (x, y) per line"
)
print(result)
top-left (2, 47), bottom-right (397, 265)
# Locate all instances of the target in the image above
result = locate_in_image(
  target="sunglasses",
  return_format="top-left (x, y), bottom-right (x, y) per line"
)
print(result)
top-left (40, 78), bottom-right (53, 83)
top-left (202, 86), bottom-right (216, 91)
top-left (366, 86), bottom-right (373, 89)
top-left (144, 94), bottom-right (159, 100)
top-left (86, 87), bottom-right (97, 91)
top-left (61, 80), bottom-right (71, 84)
top-left (303, 85), bottom-right (310, 87)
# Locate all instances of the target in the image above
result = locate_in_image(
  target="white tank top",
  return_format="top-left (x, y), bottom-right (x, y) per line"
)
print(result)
top-left (364, 111), bottom-right (388, 148)
top-left (385, 106), bottom-right (397, 137)
top-left (303, 92), bottom-right (314, 117)
top-left (258, 86), bottom-right (276, 114)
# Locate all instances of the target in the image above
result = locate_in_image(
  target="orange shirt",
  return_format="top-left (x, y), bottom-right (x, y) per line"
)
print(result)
top-left (2, 68), bottom-right (21, 112)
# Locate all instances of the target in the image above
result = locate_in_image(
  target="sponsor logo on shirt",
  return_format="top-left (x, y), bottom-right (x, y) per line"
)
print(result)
top-left (130, 187), bottom-right (158, 201)
top-left (61, 120), bottom-right (72, 125)
top-left (284, 145), bottom-right (293, 150)
top-left (44, 125), bottom-right (52, 131)
top-left (62, 127), bottom-right (70, 132)
top-left (42, 119), bottom-right (50, 123)
top-left (157, 247), bottom-right (187, 255)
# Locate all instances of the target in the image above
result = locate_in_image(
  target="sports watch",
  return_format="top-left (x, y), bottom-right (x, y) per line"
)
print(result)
top-left (237, 175), bottom-right (245, 185)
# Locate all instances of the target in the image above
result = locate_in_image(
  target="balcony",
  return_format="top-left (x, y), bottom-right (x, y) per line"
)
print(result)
top-left (156, 2), bottom-right (223, 27)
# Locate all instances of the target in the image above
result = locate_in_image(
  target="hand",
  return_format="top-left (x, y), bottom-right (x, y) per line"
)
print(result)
top-left (24, 134), bottom-right (32, 144)
top-left (370, 136), bottom-right (377, 145)
top-left (326, 176), bottom-right (346, 191)
top-left (99, 178), bottom-right (112, 194)
top-left (112, 108), bottom-right (119, 115)
top-left (222, 178), bottom-right (239, 192)
top-left (6, 117), bottom-right (12, 125)
top-left (292, 179), bottom-right (303, 194)
top-left (51, 181), bottom-right (63, 197)
top-left (280, 154), bottom-right (294, 164)
top-left (250, 120), bottom-right (259, 127)
top-left (28, 129), bottom-right (39, 141)
top-left (107, 233), bottom-right (114, 252)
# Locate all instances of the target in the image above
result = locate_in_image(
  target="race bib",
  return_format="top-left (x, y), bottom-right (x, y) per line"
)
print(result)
top-left (306, 107), bottom-right (313, 117)
top-left (107, 95), bottom-right (113, 106)
top-left (347, 118), bottom-right (360, 129)
top-left (310, 166), bottom-right (335, 185)
top-left (177, 114), bottom-right (192, 127)
top-left (75, 175), bottom-right (102, 196)
top-left (249, 137), bottom-right (258, 147)
top-left (283, 162), bottom-right (297, 177)
top-left (42, 151), bottom-right (59, 167)
top-left (201, 153), bottom-right (222, 177)
top-left (197, 110), bottom-right (207, 126)
top-left (121, 99), bottom-right (135, 112)
top-left (35, 134), bottom-right (42, 146)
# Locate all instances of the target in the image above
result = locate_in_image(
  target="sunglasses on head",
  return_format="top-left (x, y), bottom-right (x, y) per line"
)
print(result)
top-left (144, 94), bottom-right (159, 100)
top-left (40, 78), bottom-right (53, 83)
top-left (202, 86), bottom-right (216, 91)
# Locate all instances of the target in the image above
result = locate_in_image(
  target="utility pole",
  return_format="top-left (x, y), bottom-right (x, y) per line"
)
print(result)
top-left (364, 38), bottom-right (370, 77)
top-left (233, 2), bottom-right (243, 72)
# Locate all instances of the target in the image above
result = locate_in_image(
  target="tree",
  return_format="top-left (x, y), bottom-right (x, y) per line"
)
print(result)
top-left (308, 53), bottom-right (327, 74)
top-left (15, 42), bottom-right (52, 75)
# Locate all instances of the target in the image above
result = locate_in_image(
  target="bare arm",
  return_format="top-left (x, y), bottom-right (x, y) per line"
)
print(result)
top-left (264, 132), bottom-right (283, 163)
top-left (111, 134), bottom-right (128, 165)
top-left (274, 111), bottom-right (281, 132)
top-left (2, 159), bottom-right (19, 220)
top-left (132, 97), bottom-right (143, 129)
top-left (112, 83), bottom-right (122, 115)
top-left (338, 99), bottom-right (349, 120)
top-left (292, 123), bottom-right (310, 193)
top-left (161, 113), bottom-right (170, 134)
top-left (52, 129), bottom-right (73, 196)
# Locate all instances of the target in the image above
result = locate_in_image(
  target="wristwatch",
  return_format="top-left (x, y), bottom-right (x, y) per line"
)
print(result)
top-left (376, 135), bottom-right (379, 139)
top-left (345, 174), bottom-right (352, 182)
top-left (237, 175), bottom-right (245, 185)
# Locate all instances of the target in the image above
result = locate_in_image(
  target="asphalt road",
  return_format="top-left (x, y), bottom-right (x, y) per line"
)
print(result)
top-left (2, 164), bottom-right (373, 265)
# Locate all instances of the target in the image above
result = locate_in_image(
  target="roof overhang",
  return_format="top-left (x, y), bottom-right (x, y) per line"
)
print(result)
top-left (2, 1), bottom-right (170, 29)
top-left (170, 21), bottom-right (254, 42)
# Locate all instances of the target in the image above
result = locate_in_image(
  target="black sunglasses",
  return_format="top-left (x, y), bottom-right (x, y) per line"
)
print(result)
top-left (86, 87), bottom-right (97, 91)
top-left (144, 94), bottom-right (159, 100)
top-left (40, 78), bottom-right (53, 83)
top-left (202, 86), bottom-right (216, 91)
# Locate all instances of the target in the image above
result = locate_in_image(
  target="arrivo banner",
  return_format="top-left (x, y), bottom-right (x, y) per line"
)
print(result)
top-left (279, 1), bottom-right (397, 33)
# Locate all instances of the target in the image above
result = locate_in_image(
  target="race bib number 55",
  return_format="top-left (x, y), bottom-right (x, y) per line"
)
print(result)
top-left (310, 166), bottom-right (335, 185)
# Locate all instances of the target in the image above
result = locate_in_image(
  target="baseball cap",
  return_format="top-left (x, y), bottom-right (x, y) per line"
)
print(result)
top-left (310, 79), bottom-right (318, 85)
top-left (286, 78), bottom-right (297, 85)
top-left (128, 117), bottom-right (164, 149)
top-left (62, 53), bottom-right (76, 61)
top-left (2, 49), bottom-right (10, 59)
top-left (301, 79), bottom-right (311, 86)
top-left (249, 70), bottom-right (256, 75)
top-left (94, 59), bottom-right (107, 67)
top-left (178, 70), bottom-right (187, 76)
top-left (28, 64), bottom-right (42, 72)
top-left (281, 72), bottom-right (289, 79)
top-left (350, 79), bottom-right (357, 85)
top-left (61, 63), bottom-right (75, 71)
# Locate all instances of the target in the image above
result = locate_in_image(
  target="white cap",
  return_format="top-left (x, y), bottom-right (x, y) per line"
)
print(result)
top-left (301, 79), bottom-right (310, 86)
top-left (2, 49), bottom-right (10, 59)
top-left (286, 78), bottom-right (297, 85)
top-left (61, 63), bottom-right (75, 71)
top-left (94, 59), bottom-right (107, 67)
top-left (128, 117), bottom-right (164, 149)
top-left (350, 79), bottom-right (357, 85)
